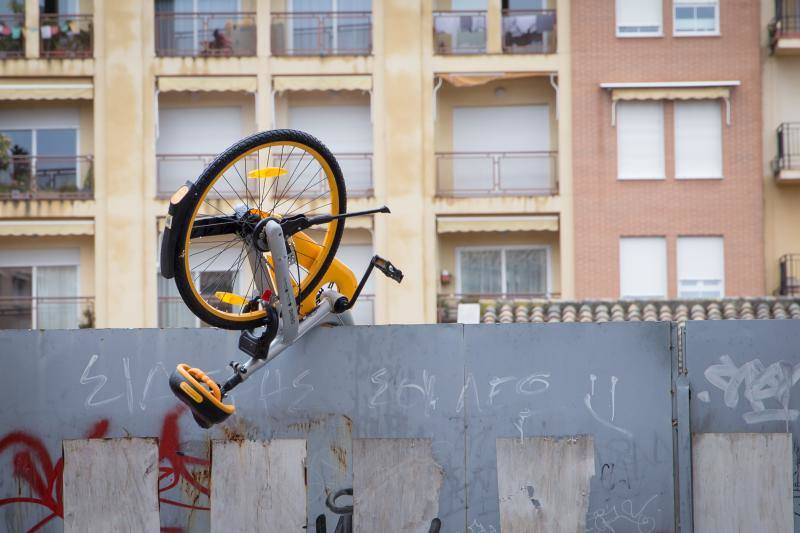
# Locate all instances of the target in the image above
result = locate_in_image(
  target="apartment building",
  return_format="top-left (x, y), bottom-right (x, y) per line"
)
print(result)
top-left (765, 0), bottom-right (800, 298)
top-left (0, 0), bottom-right (571, 328)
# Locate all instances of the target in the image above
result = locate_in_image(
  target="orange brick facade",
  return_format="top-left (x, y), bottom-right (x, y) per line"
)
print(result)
top-left (571, 0), bottom-right (764, 299)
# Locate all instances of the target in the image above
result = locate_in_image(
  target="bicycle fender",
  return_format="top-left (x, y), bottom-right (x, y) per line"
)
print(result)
top-left (160, 181), bottom-right (197, 279)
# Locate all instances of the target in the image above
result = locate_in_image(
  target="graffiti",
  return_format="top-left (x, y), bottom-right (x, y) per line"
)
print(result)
top-left (703, 355), bottom-right (800, 431)
top-left (585, 374), bottom-right (632, 438)
top-left (600, 463), bottom-right (631, 492)
top-left (467, 518), bottom-right (498, 533)
top-left (586, 494), bottom-right (657, 533)
top-left (0, 406), bottom-right (209, 532)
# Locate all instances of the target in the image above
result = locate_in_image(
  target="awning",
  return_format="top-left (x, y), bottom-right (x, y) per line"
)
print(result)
top-left (272, 75), bottom-right (372, 92)
top-left (0, 219), bottom-right (94, 236)
top-left (437, 215), bottom-right (559, 234)
top-left (157, 76), bottom-right (257, 93)
top-left (0, 78), bottom-right (93, 100)
top-left (438, 72), bottom-right (540, 88)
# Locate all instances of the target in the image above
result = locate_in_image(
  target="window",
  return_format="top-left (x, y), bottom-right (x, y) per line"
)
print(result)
top-left (0, 248), bottom-right (80, 329)
top-left (674, 0), bottom-right (718, 35)
top-left (287, 0), bottom-right (372, 55)
top-left (619, 237), bottom-right (666, 299)
top-left (617, 101), bottom-right (664, 180)
top-left (457, 246), bottom-right (549, 296)
top-left (678, 237), bottom-right (724, 298)
top-left (674, 100), bottom-right (722, 179)
top-left (616, 0), bottom-right (662, 36)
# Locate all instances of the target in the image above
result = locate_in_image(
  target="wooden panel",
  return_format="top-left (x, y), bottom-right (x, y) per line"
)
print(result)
top-left (210, 439), bottom-right (307, 533)
top-left (353, 438), bottom-right (443, 533)
top-left (693, 433), bottom-right (792, 533)
top-left (62, 438), bottom-right (160, 533)
top-left (496, 436), bottom-right (595, 533)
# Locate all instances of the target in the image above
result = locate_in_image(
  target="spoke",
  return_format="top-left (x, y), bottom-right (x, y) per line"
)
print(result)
top-left (274, 167), bottom-right (325, 213)
top-left (272, 153), bottom-right (316, 213)
top-left (189, 237), bottom-right (240, 257)
top-left (190, 237), bottom-right (243, 272)
top-left (203, 245), bottom-right (248, 311)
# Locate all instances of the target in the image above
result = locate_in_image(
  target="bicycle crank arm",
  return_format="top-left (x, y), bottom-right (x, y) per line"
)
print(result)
top-left (334, 255), bottom-right (403, 313)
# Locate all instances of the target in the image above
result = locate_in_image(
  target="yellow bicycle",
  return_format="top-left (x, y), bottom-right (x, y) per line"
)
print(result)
top-left (160, 129), bottom-right (402, 427)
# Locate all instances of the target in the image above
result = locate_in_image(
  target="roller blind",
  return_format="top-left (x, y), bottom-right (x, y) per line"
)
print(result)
top-left (677, 237), bottom-right (724, 298)
top-left (620, 237), bottom-right (667, 299)
top-left (674, 100), bottom-right (722, 179)
top-left (617, 0), bottom-right (662, 35)
top-left (617, 101), bottom-right (664, 180)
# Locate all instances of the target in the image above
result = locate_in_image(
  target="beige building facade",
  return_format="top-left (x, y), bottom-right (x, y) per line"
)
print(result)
top-left (0, 0), bottom-right (792, 329)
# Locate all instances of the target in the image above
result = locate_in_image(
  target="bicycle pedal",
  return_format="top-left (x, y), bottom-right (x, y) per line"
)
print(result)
top-left (373, 256), bottom-right (403, 283)
top-left (169, 363), bottom-right (235, 428)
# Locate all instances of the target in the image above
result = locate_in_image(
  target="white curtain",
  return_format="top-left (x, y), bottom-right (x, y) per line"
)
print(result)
top-left (505, 248), bottom-right (546, 294)
top-left (460, 250), bottom-right (502, 294)
top-left (36, 265), bottom-right (78, 329)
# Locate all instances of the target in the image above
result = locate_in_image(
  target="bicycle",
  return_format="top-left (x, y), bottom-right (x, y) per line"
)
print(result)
top-left (161, 129), bottom-right (402, 428)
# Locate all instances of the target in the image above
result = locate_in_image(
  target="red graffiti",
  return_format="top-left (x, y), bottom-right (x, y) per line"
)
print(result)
top-left (0, 407), bottom-right (210, 532)
top-left (0, 419), bottom-right (108, 532)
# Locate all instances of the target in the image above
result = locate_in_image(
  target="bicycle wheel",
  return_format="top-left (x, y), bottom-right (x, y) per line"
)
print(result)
top-left (170, 129), bottom-right (346, 330)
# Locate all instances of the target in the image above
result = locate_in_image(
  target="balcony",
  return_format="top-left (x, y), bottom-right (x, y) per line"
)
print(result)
top-left (779, 254), bottom-right (800, 296)
top-left (0, 155), bottom-right (93, 200)
top-left (39, 14), bottom-right (93, 59)
top-left (270, 12), bottom-right (372, 56)
top-left (155, 12), bottom-right (257, 57)
top-left (437, 293), bottom-right (557, 323)
top-left (769, 1), bottom-right (800, 54)
top-left (0, 14), bottom-right (24, 59)
top-left (436, 151), bottom-right (557, 197)
top-left (502, 9), bottom-right (556, 54)
top-left (0, 296), bottom-right (94, 329)
top-left (772, 122), bottom-right (800, 183)
top-left (157, 153), bottom-right (218, 196)
top-left (433, 11), bottom-right (486, 55)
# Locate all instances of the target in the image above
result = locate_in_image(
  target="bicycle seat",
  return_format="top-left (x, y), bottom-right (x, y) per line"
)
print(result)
top-left (169, 363), bottom-right (235, 428)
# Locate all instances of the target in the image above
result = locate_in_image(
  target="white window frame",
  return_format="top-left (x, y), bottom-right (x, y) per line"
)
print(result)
top-left (455, 244), bottom-right (552, 297)
top-left (616, 101), bottom-right (665, 181)
top-left (0, 248), bottom-right (81, 329)
top-left (673, 0), bottom-right (720, 37)
top-left (615, 0), bottom-right (663, 38)
top-left (677, 236), bottom-right (725, 299)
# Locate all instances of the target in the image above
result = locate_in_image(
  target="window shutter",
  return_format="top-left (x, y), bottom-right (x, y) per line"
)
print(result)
top-left (677, 237), bottom-right (724, 298)
top-left (617, 101), bottom-right (664, 180)
top-left (617, 0), bottom-right (662, 34)
top-left (675, 100), bottom-right (722, 179)
top-left (619, 237), bottom-right (667, 298)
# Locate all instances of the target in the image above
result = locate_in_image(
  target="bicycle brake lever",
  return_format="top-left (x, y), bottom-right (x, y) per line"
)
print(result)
top-left (373, 256), bottom-right (403, 283)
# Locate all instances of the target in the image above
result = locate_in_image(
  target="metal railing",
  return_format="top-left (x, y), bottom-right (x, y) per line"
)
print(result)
top-left (39, 14), bottom-right (93, 59)
top-left (779, 254), bottom-right (800, 296)
top-left (0, 14), bottom-right (24, 58)
top-left (433, 11), bottom-right (486, 54)
top-left (769, 0), bottom-right (800, 50)
top-left (271, 12), bottom-right (372, 56)
top-left (157, 152), bottom-right (373, 198)
top-left (772, 122), bottom-right (800, 175)
top-left (0, 296), bottom-right (94, 329)
top-left (437, 293), bottom-right (558, 323)
top-left (0, 155), bottom-right (93, 200)
top-left (155, 12), bottom-right (257, 57)
top-left (436, 151), bottom-right (558, 197)
top-left (502, 9), bottom-right (556, 54)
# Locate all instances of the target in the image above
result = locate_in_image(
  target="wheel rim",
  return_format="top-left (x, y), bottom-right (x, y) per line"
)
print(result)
top-left (181, 139), bottom-right (342, 324)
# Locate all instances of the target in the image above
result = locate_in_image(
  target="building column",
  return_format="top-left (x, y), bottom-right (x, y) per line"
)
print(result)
top-left (24, 0), bottom-right (39, 58)
top-left (556, 0), bottom-right (574, 299)
top-left (377, 0), bottom-right (426, 323)
top-left (486, 0), bottom-right (502, 54)
top-left (93, 1), bottom-right (147, 327)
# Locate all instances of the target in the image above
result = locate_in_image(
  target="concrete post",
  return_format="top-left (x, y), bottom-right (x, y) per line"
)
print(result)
top-left (24, 0), bottom-right (38, 58)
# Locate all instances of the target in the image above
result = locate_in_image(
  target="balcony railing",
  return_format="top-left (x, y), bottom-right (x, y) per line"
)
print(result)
top-left (433, 11), bottom-right (486, 54)
top-left (436, 151), bottom-right (558, 197)
top-left (779, 254), bottom-right (800, 296)
top-left (0, 296), bottom-right (94, 329)
top-left (39, 14), bottom-right (93, 59)
top-left (437, 293), bottom-right (557, 323)
top-left (773, 122), bottom-right (800, 178)
top-left (0, 14), bottom-right (24, 58)
top-left (155, 12), bottom-right (257, 57)
top-left (0, 155), bottom-right (93, 200)
top-left (502, 9), bottom-right (556, 54)
top-left (157, 152), bottom-right (373, 198)
top-left (769, 0), bottom-right (800, 51)
top-left (271, 12), bottom-right (372, 56)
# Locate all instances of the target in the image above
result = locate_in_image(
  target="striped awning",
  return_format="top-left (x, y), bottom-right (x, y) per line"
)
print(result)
top-left (157, 76), bottom-right (257, 93)
top-left (437, 215), bottom-right (558, 234)
top-left (272, 75), bottom-right (372, 92)
top-left (0, 219), bottom-right (94, 236)
top-left (0, 78), bottom-right (93, 100)
top-left (610, 87), bottom-right (731, 101)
